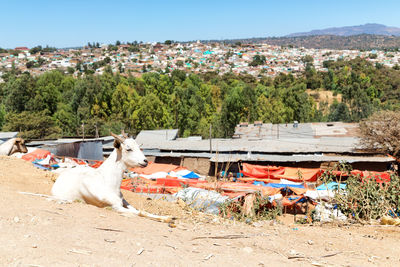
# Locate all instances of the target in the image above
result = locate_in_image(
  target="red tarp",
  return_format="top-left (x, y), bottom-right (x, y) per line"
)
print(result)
top-left (21, 149), bottom-right (51, 162)
top-left (241, 163), bottom-right (322, 182)
top-left (351, 170), bottom-right (391, 183)
top-left (329, 170), bottom-right (391, 183)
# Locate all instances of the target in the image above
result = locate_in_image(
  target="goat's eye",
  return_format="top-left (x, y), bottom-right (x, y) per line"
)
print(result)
top-left (126, 148), bottom-right (132, 152)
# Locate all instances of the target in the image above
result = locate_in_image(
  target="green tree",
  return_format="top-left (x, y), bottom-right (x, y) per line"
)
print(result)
top-left (301, 55), bottom-right (314, 65)
top-left (53, 103), bottom-right (77, 135)
top-left (256, 95), bottom-right (288, 123)
top-left (0, 104), bottom-right (6, 129)
top-left (3, 110), bottom-right (61, 139)
top-left (3, 74), bottom-right (35, 113)
top-left (220, 84), bottom-right (246, 137)
top-left (249, 55), bottom-right (266, 66)
top-left (111, 83), bottom-right (140, 128)
top-left (328, 101), bottom-right (351, 122)
top-left (131, 93), bottom-right (172, 133)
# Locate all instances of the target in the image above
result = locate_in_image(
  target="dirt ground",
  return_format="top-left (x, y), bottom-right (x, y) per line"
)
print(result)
top-left (1, 156), bottom-right (400, 267)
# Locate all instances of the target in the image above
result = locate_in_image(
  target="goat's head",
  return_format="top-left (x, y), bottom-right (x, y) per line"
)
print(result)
top-left (9, 138), bottom-right (28, 155)
top-left (111, 131), bottom-right (148, 168)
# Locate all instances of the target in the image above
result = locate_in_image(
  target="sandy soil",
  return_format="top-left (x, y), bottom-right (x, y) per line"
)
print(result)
top-left (1, 156), bottom-right (400, 267)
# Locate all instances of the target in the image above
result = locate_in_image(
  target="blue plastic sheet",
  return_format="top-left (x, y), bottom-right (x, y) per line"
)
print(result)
top-left (253, 181), bottom-right (305, 189)
top-left (183, 171), bottom-right (200, 179)
top-left (32, 163), bottom-right (50, 170)
top-left (316, 182), bottom-right (346, 190)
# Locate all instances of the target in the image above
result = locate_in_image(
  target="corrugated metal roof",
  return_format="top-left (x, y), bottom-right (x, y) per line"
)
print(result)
top-left (139, 136), bottom-right (361, 154)
top-left (234, 123), bottom-right (314, 139)
top-left (233, 122), bottom-right (359, 140)
top-left (0, 132), bottom-right (18, 141)
top-left (135, 129), bottom-right (178, 145)
top-left (209, 154), bottom-right (394, 163)
top-left (141, 150), bottom-right (394, 163)
top-left (27, 136), bottom-right (114, 146)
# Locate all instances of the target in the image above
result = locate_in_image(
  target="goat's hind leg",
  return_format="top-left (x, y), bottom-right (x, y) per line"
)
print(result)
top-left (122, 198), bottom-right (173, 223)
top-left (19, 191), bottom-right (71, 204)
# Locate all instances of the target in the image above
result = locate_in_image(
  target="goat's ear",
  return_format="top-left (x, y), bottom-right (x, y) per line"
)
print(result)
top-left (113, 139), bottom-right (121, 149)
top-left (111, 131), bottom-right (124, 149)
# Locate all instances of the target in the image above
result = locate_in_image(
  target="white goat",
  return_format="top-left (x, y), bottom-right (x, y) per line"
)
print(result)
top-left (0, 138), bottom-right (28, 156)
top-left (51, 132), bottom-right (172, 223)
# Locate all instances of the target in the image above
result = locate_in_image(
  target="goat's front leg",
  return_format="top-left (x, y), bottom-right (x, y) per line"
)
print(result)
top-left (99, 191), bottom-right (137, 214)
top-left (122, 198), bottom-right (173, 223)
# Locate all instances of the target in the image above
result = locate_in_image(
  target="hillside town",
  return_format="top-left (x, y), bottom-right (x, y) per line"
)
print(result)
top-left (1, 41), bottom-right (400, 81)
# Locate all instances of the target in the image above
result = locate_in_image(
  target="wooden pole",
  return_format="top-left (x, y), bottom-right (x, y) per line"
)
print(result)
top-left (82, 122), bottom-right (85, 141)
top-left (209, 124), bottom-right (212, 154)
top-left (277, 124), bottom-right (279, 139)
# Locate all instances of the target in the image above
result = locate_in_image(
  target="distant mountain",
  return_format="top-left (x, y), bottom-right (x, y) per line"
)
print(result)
top-left (287, 23), bottom-right (400, 37)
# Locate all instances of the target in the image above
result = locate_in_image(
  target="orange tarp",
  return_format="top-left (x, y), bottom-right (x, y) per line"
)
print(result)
top-left (274, 167), bottom-right (323, 182)
top-left (281, 195), bottom-right (305, 206)
top-left (241, 163), bottom-right (284, 178)
top-left (241, 163), bottom-right (322, 182)
top-left (130, 162), bottom-right (182, 175)
top-left (21, 149), bottom-right (51, 162)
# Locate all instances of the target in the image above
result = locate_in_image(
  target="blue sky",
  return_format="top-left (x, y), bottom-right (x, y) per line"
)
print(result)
top-left (1, 0), bottom-right (400, 48)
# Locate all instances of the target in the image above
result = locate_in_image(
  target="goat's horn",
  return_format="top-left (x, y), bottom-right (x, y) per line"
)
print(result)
top-left (121, 129), bottom-right (129, 139)
top-left (110, 132), bottom-right (125, 142)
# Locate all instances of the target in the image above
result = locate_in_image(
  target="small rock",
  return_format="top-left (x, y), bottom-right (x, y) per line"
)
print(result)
top-left (368, 256), bottom-right (379, 262)
top-left (137, 248), bottom-right (144, 255)
top-left (307, 240), bottom-right (314, 245)
top-left (243, 247), bottom-right (254, 254)
top-left (204, 254), bottom-right (213, 260)
top-left (252, 221), bottom-right (264, 227)
top-left (13, 217), bottom-right (20, 223)
top-left (32, 244), bottom-right (38, 248)
top-left (311, 261), bottom-right (324, 266)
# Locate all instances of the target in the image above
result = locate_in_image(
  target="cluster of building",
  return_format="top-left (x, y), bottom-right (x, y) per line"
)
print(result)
top-left (1, 42), bottom-right (400, 80)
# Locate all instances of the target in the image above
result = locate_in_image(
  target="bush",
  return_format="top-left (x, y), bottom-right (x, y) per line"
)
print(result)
top-left (320, 163), bottom-right (400, 222)
top-left (219, 192), bottom-right (282, 221)
top-left (335, 172), bottom-right (400, 221)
